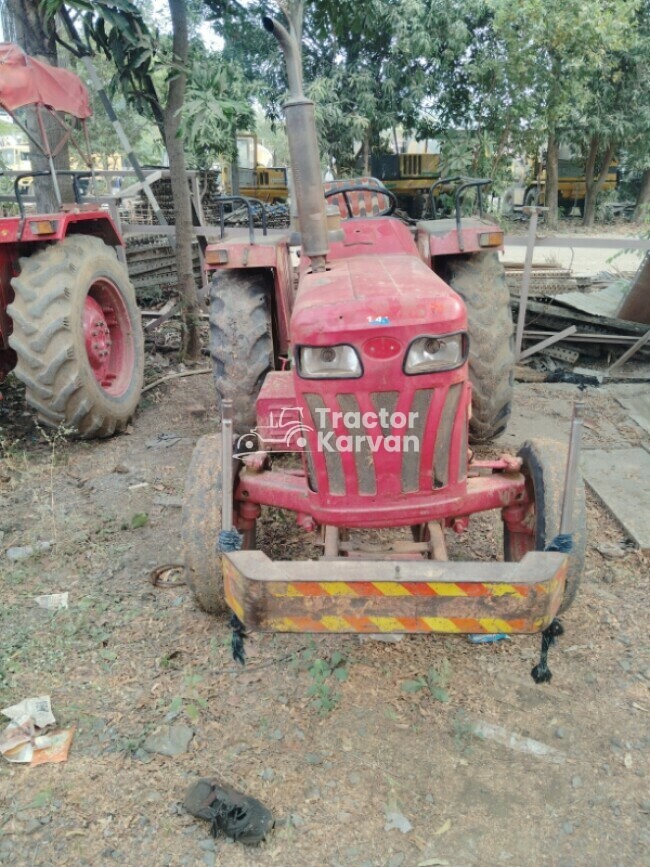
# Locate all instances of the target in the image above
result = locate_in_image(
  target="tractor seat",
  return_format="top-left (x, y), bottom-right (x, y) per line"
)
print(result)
top-left (323, 176), bottom-right (392, 219)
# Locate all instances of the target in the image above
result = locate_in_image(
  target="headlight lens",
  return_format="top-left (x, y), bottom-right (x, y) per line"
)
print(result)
top-left (298, 344), bottom-right (362, 379)
top-left (404, 333), bottom-right (467, 374)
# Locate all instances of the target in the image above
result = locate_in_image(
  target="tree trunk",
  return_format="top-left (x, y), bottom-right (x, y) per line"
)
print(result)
top-left (633, 168), bottom-right (650, 221)
top-left (230, 126), bottom-right (241, 196)
top-left (545, 132), bottom-right (559, 230)
top-left (5, 0), bottom-right (73, 211)
top-left (582, 136), bottom-right (615, 228)
top-left (165, 0), bottom-right (201, 361)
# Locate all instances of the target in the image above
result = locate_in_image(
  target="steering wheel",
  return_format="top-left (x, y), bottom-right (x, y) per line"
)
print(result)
top-left (324, 182), bottom-right (397, 218)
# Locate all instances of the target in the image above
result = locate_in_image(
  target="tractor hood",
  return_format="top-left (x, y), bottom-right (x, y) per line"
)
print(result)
top-left (292, 251), bottom-right (466, 345)
top-left (292, 216), bottom-right (466, 344)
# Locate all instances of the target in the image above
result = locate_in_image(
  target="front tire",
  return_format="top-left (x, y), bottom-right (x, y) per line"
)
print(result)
top-left (182, 434), bottom-right (226, 614)
top-left (437, 252), bottom-right (514, 442)
top-left (209, 269), bottom-right (274, 433)
top-left (8, 235), bottom-right (144, 438)
top-left (504, 439), bottom-right (586, 614)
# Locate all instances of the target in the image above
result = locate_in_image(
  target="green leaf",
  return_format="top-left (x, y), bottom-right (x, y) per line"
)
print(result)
top-left (167, 696), bottom-right (182, 715)
top-left (185, 704), bottom-right (200, 722)
top-left (333, 666), bottom-right (349, 682)
top-left (29, 789), bottom-right (53, 809)
top-left (131, 513), bottom-right (148, 529)
top-left (402, 679), bottom-right (425, 693)
top-left (100, 649), bottom-right (117, 661)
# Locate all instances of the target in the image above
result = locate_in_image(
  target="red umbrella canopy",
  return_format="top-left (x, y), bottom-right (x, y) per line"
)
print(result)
top-left (0, 42), bottom-right (92, 119)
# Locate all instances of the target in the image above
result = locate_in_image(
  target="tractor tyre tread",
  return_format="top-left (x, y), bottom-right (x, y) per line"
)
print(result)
top-left (438, 252), bottom-right (514, 443)
top-left (505, 439), bottom-right (587, 614)
top-left (209, 269), bottom-right (274, 433)
top-left (181, 434), bottom-right (226, 614)
top-left (7, 236), bottom-right (143, 438)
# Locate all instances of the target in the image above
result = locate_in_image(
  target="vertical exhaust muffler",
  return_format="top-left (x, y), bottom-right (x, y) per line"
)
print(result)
top-left (263, 16), bottom-right (329, 271)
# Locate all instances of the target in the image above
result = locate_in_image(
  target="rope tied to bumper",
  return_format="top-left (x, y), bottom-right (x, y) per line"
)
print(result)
top-left (531, 530), bottom-right (572, 683)
top-left (545, 533), bottom-right (573, 554)
top-left (532, 617), bottom-right (564, 683)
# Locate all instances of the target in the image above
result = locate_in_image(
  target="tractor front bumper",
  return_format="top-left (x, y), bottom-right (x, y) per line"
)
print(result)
top-left (223, 551), bottom-right (567, 635)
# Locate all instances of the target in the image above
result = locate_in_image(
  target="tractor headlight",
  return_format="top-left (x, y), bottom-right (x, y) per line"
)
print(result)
top-left (297, 344), bottom-right (362, 379)
top-left (404, 333), bottom-right (467, 374)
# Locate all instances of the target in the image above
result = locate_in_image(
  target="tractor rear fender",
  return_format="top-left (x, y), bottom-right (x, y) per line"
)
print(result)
top-left (0, 211), bottom-right (123, 376)
top-left (62, 212), bottom-right (122, 248)
top-left (205, 240), bottom-right (293, 354)
top-left (223, 548), bottom-right (568, 636)
top-left (416, 217), bottom-right (504, 260)
top-left (0, 210), bottom-right (122, 248)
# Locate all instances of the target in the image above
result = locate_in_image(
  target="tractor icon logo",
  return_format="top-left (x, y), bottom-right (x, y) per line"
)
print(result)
top-left (234, 408), bottom-right (313, 456)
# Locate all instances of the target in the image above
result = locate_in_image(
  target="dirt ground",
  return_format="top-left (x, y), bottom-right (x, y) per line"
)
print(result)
top-left (1, 365), bottom-right (649, 867)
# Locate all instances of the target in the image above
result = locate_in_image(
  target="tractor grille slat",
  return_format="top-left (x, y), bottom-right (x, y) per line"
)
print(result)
top-left (434, 382), bottom-right (462, 488)
top-left (304, 386), bottom-right (465, 497)
top-left (401, 388), bottom-right (433, 493)
top-left (370, 391), bottom-right (399, 436)
top-left (337, 394), bottom-right (376, 495)
top-left (304, 393), bottom-right (345, 494)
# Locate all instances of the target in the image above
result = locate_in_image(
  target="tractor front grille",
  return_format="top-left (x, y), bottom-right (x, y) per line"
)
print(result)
top-left (303, 384), bottom-right (466, 498)
top-left (400, 154), bottom-right (422, 177)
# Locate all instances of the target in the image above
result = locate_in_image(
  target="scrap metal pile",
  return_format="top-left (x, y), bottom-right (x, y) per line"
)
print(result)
top-left (218, 201), bottom-right (290, 229)
top-left (131, 173), bottom-right (290, 230)
top-left (125, 235), bottom-right (202, 306)
top-left (509, 263), bottom-right (650, 369)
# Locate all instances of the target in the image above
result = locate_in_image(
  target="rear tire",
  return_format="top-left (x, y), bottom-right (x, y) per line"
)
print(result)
top-left (7, 235), bottom-right (143, 438)
top-left (437, 252), bottom-right (514, 442)
top-left (504, 439), bottom-right (586, 614)
top-left (524, 186), bottom-right (539, 207)
top-left (410, 193), bottom-right (431, 220)
top-left (209, 269), bottom-right (274, 433)
top-left (182, 434), bottom-right (227, 614)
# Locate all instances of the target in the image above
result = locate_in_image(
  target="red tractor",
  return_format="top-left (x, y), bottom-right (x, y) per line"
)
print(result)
top-left (0, 44), bottom-right (143, 437)
top-left (182, 18), bottom-right (586, 663)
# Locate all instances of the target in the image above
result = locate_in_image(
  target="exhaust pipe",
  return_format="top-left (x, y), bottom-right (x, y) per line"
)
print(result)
top-left (263, 16), bottom-right (329, 271)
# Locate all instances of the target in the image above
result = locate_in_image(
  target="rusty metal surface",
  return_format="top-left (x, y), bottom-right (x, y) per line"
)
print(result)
top-left (223, 550), bottom-right (567, 635)
top-left (617, 253), bottom-right (650, 325)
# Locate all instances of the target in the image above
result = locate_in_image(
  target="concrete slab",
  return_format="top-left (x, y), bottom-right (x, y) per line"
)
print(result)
top-left (581, 447), bottom-right (650, 549)
top-left (497, 383), bottom-right (626, 450)
top-left (496, 385), bottom-right (573, 447)
top-left (616, 392), bottom-right (650, 435)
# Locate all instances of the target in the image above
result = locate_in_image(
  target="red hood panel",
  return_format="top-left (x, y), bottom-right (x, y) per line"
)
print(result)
top-left (293, 253), bottom-right (466, 339)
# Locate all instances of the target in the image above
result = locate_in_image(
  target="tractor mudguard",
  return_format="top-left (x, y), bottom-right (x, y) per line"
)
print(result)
top-left (0, 210), bottom-right (122, 247)
top-left (223, 550), bottom-right (567, 636)
top-left (416, 217), bottom-right (504, 259)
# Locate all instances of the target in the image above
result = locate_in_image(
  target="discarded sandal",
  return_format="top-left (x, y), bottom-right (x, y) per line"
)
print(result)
top-left (183, 777), bottom-right (273, 845)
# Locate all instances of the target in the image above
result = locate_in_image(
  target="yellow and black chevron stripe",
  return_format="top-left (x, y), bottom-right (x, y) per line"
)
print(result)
top-left (223, 553), bottom-right (566, 636)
